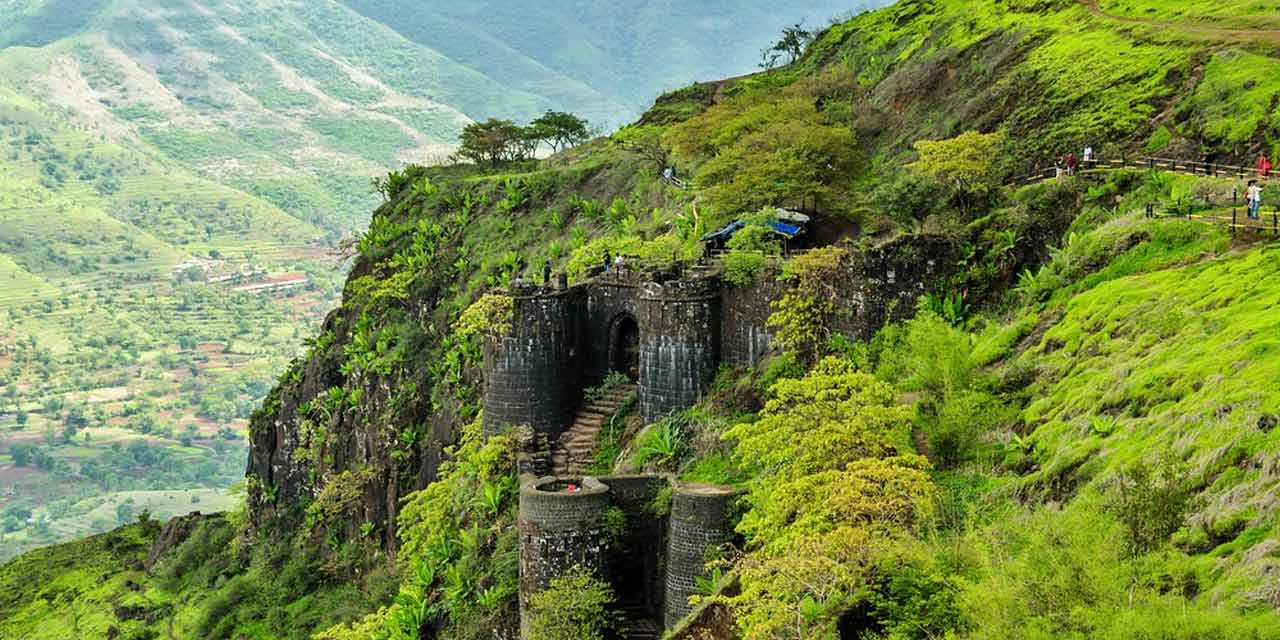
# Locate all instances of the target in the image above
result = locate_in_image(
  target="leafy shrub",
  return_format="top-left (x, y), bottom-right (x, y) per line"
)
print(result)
top-left (328, 421), bottom-right (521, 639)
top-left (717, 357), bottom-right (936, 638)
top-left (584, 371), bottom-right (632, 403)
top-left (1106, 453), bottom-right (1198, 556)
top-left (757, 351), bottom-right (807, 395)
top-left (526, 566), bottom-right (620, 640)
top-left (666, 95), bottom-right (862, 219)
top-left (766, 246), bottom-right (849, 362)
top-left (722, 220), bottom-right (781, 286)
top-left (871, 171), bottom-right (950, 225)
top-left (635, 416), bottom-right (691, 471)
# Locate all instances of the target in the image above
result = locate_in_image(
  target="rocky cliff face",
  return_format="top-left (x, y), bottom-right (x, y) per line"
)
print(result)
top-left (246, 251), bottom-right (463, 550)
top-left (243, 152), bottom-right (663, 552)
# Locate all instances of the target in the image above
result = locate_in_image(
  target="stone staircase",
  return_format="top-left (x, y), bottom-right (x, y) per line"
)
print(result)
top-left (618, 606), bottom-right (662, 640)
top-left (550, 384), bottom-right (637, 478)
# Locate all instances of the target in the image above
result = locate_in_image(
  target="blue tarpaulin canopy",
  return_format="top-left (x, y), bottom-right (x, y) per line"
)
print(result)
top-left (700, 220), bottom-right (746, 243)
top-left (702, 212), bottom-right (808, 246)
top-left (767, 220), bottom-right (802, 238)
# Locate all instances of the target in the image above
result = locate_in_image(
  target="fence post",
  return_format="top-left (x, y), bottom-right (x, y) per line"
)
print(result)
top-left (1233, 208), bottom-right (1238, 237)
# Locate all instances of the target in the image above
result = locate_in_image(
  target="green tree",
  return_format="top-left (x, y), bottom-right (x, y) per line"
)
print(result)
top-left (527, 566), bottom-right (620, 640)
top-left (766, 246), bottom-right (849, 363)
top-left (9, 443), bottom-right (36, 466)
top-left (719, 358), bottom-right (935, 639)
top-left (667, 96), bottom-right (860, 217)
top-left (910, 131), bottom-right (1005, 215)
top-left (1107, 453), bottom-right (1197, 557)
top-left (611, 125), bottom-right (669, 171)
top-left (761, 22), bottom-right (814, 69)
top-left (456, 118), bottom-right (527, 167)
top-left (529, 111), bottom-right (591, 153)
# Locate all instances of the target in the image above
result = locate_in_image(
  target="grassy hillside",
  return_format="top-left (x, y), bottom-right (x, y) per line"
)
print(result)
top-left (3, 0), bottom-right (1280, 638)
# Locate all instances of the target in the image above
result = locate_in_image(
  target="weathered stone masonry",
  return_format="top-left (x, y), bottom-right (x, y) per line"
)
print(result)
top-left (493, 236), bottom-right (958, 633)
top-left (518, 475), bottom-right (739, 636)
top-left (518, 477), bottom-right (612, 639)
top-left (664, 484), bottom-right (738, 628)
top-left (483, 234), bottom-right (957, 444)
top-left (483, 287), bottom-right (583, 439)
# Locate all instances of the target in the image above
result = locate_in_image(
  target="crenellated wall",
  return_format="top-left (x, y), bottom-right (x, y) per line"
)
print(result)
top-left (498, 235), bottom-right (959, 634)
top-left (583, 276), bottom-right (642, 384)
top-left (719, 277), bottom-right (781, 368)
top-left (483, 234), bottom-right (957, 442)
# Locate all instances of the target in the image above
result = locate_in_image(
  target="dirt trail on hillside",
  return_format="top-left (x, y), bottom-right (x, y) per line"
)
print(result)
top-left (1077, 0), bottom-right (1280, 45)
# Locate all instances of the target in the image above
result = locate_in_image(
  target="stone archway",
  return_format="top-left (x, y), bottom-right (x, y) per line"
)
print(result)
top-left (608, 314), bottom-right (640, 381)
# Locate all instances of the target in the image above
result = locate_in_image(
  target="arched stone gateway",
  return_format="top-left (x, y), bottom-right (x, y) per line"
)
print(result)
top-left (608, 313), bottom-right (640, 381)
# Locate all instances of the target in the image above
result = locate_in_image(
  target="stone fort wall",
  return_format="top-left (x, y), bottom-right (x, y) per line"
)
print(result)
top-left (517, 475), bottom-right (739, 637)
top-left (483, 235), bottom-right (956, 442)
top-left (503, 236), bottom-right (957, 633)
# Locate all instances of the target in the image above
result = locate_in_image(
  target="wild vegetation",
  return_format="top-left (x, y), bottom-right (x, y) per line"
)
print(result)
top-left (5, 0), bottom-right (1280, 638)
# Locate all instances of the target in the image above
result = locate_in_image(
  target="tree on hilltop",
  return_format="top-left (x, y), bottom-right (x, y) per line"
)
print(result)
top-left (761, 22), bottom-right (814, 69)
top-left (456, 118), bottom-right (528, 167)
top-left (529, 111), bottom-right (591, 153)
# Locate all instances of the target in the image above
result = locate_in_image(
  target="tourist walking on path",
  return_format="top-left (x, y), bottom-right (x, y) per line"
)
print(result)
top-left (1247, 180), bottom-right (1263, 220)
top-left (1066, 152), bottom-right (1079, 176)
top-left (1083, 145), bottom-right (1095, 164)
top-left (1055, 156), bottom-right (1066, 179)
top-left (1259, 154), bottom-right (1273, 179)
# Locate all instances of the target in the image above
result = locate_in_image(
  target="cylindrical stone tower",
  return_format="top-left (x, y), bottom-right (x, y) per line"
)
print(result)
top-left (483, 284), bottom-right (579, 439)
top-left (663, 483), bottom-right (738, 629)
top-left (518, 477), bottom-right (612, 639)
top-left (638, 278), bottom-right (720, 423)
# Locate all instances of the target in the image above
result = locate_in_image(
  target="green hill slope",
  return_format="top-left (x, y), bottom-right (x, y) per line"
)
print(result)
top-left (3, 0), bottom-right (1280, 638)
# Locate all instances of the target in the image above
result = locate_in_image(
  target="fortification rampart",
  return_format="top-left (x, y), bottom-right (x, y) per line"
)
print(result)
top-left (517, 474), bottom-right (739, 637)
top-left (664, 483), bottom-right (738, 628)
top-left (482, 234), bottom-right (957, 441)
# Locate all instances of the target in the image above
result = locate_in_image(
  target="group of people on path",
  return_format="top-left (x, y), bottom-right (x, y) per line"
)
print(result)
top-left (1056, 146), bottom-right (1096, 178)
